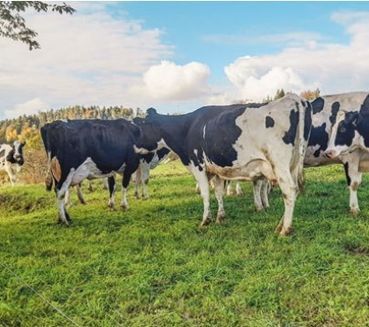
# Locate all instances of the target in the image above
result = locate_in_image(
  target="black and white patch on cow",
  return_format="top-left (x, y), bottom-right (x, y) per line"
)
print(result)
top-left (0, 141), bottom-right (25, 185)
top-left (41, 119), bottom-right (142, 225)
top-left (134, 95), bottom-right (311, 235)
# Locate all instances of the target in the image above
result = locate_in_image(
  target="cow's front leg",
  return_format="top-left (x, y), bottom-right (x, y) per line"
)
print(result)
top-left (235, 182), bottom-right (244, 196)
top-left (343, 161), bottom-right (362, 215)
top-left (107, 176), bottom-right (116, 209)
top-left (5, 166), bottom-right (16, 186)
top-left (213, 176), bottom-right (225, 224)
top-left (76, 183), bottom-right (86, 205)
top-left (190, 166), bottom-right (211, 226)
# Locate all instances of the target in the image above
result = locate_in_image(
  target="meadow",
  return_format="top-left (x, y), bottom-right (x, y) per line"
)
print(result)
top-left (1, 161), bottom-right (369, 326)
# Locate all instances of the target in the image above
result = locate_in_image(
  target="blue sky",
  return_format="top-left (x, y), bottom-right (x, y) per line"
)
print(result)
top-left (111, 2), bottom-right (369, 82)
top-left (2, 1), bottom-right (369, 118)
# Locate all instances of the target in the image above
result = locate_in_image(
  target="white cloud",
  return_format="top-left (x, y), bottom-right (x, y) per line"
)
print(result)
top-left (140, 61), bottom-right (211, 101)
top-left (5, 98), bottom-right (49, 119)
top-left (0, 3), bottom-right (172, 118)
top-left (220, 10), bottom-right (369, 102)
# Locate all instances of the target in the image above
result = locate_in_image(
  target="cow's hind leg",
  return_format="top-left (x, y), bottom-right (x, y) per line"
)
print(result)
top-left (56, 168), bottom-right (75, 225)
top-left (107, 176), bottom-right (116, 209)
top-left (253, 179), bottom-right (264, 211)
top-left (344, 161), bottom-right (362, 215)
top-left (190, 166), bottom-right (211, 226)
top-left (260, 179), bottom-right (270, 209)
top-left (213, 176), bottom-right (225, 224)
top-left (274, 169), bottom-right (296, 236)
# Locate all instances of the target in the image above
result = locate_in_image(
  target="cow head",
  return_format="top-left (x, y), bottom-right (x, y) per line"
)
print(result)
top-left (7, 141), bottom-right (26, 165)
top-left (325, 111), bottom-right (360, 159)
top-left (133, 108), bottom-right (167, 154)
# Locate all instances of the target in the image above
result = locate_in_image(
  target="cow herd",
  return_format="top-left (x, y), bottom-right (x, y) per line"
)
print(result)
top-left (2, 91), bottom-right (369, 236)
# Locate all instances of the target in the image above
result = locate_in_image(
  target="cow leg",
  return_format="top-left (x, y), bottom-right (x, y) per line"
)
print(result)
top-left (195, 183), bottom-right (200, 194)
top-left (260, 179), bottom-right (270, 209)
top-left (76, 183), bottom-right (86, 204)
top-left (107, 176), bottom-right (116, 208)
top-left (235, 182), bottom-right (244, 196)
top-left (64, 189), bottom-right (71, 207)
top-left (344, 161), bottom-right (362, 215)
top-left (213, 176), bottom-right (225, 224)
top-left (88, 181), bottom-right (94, 192)
top-left (56, 168), bottom-right (75, 225)
top-left (141, 165), bottom-right (150, 199)
top-left (226, 181), bottom-right (234, 196)
top-left (5, 165), bottom-right (15, 186)
top-left (134, 168), bottom-right (141, 199)
top-left (274, 170), bottom-right (296, 236)
top-left (121, 171), bottom-right (132, 210)
top-left (190, 166), bottom-right (211, 226)
top-left (253, 179), bottom-right (264, 211)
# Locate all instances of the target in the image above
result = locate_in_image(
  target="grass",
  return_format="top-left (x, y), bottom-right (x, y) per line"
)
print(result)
top-left (1, 162), bottom-right (369, 326)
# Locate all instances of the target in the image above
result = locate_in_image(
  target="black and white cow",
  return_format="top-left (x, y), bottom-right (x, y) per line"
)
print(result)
top-left (0, 141), bottom-right (25, 185)
top-left (256, 92), bottom-right (369, 214)
top-left (324, 94), bottom-right (369, 201)
top-left (134, 94), bottom-right (312, 235)
top-left (306, 92), bottom-right (369, 214)
top-left (41, 119), bottom-right (143, 225)
top-left (104, 147), bottom-right (170, 207)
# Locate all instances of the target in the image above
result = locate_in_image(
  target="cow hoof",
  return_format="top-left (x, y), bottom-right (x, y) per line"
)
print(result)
top-left (236, 191), bottom-right (244, 197)
top-left (216, 213), bottom-right (225, 224)
top-left (275, 222), bottom-right (283, 234)
top-left (199, 218), bottom-right (211, 227)
top-left (121, 204), bottom-right (129, 211)
top-left (351, 208), bottom-right (360, 216)
top-left (255, 206), bottom-right (264, 212)
top-left (134, 192), bottom-right (140, 199)
top-left (279, 227), bottom-right (293, 236)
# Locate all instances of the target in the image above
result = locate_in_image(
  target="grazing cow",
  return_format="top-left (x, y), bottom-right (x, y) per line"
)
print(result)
top-left (41, 119), bottom-right (143, 225)
top-left (0, 141), bottom-right (25, 185)
top-left (134, 94), bottom-right (312, 235)
top-left (307, 92), bottom-right (369, 214)
top-left (324, 94), bottom-right (369, 196)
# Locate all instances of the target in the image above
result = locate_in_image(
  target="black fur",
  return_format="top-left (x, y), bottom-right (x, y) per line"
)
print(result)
top-left (265, 116), bottom-right (275, 128)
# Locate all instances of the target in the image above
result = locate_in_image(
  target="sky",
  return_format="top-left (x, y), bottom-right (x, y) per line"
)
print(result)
top-left (1, 1), bottom-right (369, 119)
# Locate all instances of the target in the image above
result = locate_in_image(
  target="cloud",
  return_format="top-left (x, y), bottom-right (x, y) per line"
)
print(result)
top-left (139, 61), bottom-right (211, 101)
top-left (0, 3), bottom-right (172, 118)
top-left (220, 10), bottom-right (369, 102)
top-left (5, 98), bottom-right (49, 119)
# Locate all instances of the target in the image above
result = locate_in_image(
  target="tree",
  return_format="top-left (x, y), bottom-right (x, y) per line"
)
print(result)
top-left (274, 89), bottom-right (286, 100)
top-left (300, 88), bottom-right (321, 101)
top-left (0, 1), bottom-right (75, 50)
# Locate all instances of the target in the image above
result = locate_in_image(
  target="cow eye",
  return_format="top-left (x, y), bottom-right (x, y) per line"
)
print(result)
top-left (339, 126), bottom-right (346, 133)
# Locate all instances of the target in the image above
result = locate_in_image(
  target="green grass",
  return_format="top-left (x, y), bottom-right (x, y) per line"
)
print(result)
top-left (1, 162), bottom-right (369, 326)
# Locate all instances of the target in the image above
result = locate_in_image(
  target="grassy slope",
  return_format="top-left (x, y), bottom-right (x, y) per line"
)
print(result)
top-left (1, 162), bottom-right (369, 326)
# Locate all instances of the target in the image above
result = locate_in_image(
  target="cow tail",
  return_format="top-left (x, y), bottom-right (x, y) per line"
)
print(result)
top-left (45, 152), bottom-right (54, 191)
top-left (40, 126), bottom-right (54, 192)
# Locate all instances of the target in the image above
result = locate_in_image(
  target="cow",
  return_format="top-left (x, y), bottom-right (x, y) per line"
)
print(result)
top-left (134, 93), bottom-right (312, 235)
top-left (0, 141), bottom-right (25, 185)
top-left (324, 94), bottom-right (369, 199)
top-left (255, 92), bottom-right (369, 215)
top-left (306, 92), bottom-right (369, 214)
top-left (41, 119), bottom-right (143, 225)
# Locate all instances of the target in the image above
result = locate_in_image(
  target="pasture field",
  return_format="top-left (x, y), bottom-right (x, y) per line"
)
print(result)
top-left (2, 162), bottom-right (369, 326)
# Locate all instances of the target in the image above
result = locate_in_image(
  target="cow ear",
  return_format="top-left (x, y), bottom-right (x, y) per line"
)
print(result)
top-left (21, 141), bottom-right (26, 147)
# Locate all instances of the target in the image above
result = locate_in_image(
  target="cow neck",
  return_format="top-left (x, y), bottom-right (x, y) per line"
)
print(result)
top-left (153, 113), bottom-right (191, 161)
